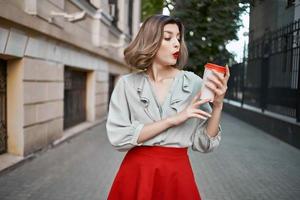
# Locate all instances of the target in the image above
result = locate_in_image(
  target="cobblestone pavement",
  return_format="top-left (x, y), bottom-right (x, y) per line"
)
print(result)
top-left (0, 113), bottom-right (299, 200)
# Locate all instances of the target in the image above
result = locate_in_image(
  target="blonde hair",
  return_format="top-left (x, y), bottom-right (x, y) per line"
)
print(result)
top-left (124, 15), bottom-right (188, 70)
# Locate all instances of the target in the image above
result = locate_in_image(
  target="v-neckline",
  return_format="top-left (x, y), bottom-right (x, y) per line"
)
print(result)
top-left (144, 70), bottom-right (183, 108)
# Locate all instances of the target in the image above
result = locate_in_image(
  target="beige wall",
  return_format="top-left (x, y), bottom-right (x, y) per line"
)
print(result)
top-left (23, 58), bottom-right (64, 155)
top-left (0, 0), bottom-right (140, 64)
top-left (6, 58), bottom-right (64, 156)
top-left (7, 59), bottom-right (24, 156)
top-left (95, 71), bottom-right (109, 119)
top-left (0, 0), bottom-right (141, 157)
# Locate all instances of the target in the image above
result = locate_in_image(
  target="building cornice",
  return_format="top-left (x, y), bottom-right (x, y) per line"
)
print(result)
top-left (0, 1), bottom-right (128, 68)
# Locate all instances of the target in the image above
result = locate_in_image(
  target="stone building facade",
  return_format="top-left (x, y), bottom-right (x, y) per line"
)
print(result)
top-left (249, 0), bottom-right (300, 41)
top-left (0, 0), bottom-right (140, 170)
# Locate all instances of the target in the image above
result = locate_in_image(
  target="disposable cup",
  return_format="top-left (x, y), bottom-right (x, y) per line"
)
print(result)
top-left (199, 63), bottom-right (226, 102)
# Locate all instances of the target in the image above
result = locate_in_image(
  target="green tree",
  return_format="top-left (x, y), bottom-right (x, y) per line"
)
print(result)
top-left (141, 0), bottom-right (249, 75)
top-left (142, 0), bottom-right (164, 21)
top-left (170, 0), bottom-right (249, 75)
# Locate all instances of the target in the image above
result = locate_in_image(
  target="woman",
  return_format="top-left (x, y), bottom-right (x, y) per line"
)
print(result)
top-left (106, 15), bottom-right (229, 199)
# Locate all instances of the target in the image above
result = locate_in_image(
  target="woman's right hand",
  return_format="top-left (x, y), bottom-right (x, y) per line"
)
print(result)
top-left (168, 92), bottom-right (212, 126)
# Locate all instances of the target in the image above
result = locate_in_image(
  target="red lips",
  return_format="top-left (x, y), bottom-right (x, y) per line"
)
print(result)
top-left (173, 51), bottom-right (180, 59)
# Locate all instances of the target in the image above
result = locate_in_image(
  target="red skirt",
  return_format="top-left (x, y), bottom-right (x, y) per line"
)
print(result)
top-left (107, 146), bottom-right (201, 200)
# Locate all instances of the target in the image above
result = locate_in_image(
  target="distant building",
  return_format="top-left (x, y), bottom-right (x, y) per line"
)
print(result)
top-left (249, 0), bottom-right (300, 42)
top-left (0, 0), bottom-right (141, 168)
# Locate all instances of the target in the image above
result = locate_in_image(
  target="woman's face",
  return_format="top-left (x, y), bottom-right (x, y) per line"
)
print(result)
top-left (154, 23), bottom-right (181, 66)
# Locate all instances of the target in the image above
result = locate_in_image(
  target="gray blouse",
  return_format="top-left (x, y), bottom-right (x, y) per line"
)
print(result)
top-left (106, 70), bottom-right (221, 152)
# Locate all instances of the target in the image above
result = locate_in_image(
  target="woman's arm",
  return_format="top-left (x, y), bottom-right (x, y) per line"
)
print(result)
top-left (205, 65), bottom-right (230, 137)
top-left (206, 104), bottom-right (223, 138)
top-left (137, 97), bottom-right (211, 144)
top-left (136, 117), bottom-right (174, 144)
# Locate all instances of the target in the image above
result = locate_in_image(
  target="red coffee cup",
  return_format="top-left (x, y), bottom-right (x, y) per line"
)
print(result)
top-left (199, 63), bottom-right (226, 102)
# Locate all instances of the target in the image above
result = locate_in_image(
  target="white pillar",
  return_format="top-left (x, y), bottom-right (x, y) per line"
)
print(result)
top-left (86, 71), bottom-right (96, 122)
top-left (7, 59), bottom-right (24, 156)
top-left (132, 0), bottom-right (141, 38)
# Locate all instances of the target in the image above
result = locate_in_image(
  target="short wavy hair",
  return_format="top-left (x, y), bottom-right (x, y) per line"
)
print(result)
top-left (124, 15), bottom-right (188, 70)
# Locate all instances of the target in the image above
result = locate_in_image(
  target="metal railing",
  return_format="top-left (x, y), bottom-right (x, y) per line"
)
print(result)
top-left (226, 19), bottom-right (300, 122)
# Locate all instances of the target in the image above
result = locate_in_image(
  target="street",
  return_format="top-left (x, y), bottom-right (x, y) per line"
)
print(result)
top-left (0, 112), bottom-right (299, 200)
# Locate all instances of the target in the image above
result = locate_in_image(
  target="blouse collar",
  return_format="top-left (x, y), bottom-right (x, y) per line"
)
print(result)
top-left (137, 70), bottom-right (193, 110)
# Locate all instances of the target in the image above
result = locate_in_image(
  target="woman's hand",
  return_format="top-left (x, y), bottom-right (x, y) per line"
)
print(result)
top-left (205, 65), bottom-right (230, 108)
top-left (168, 93), bottom-right (212, 126)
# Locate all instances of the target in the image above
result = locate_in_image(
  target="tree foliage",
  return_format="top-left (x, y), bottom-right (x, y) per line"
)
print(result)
top-left (171, 0), bottom-right (249, 75)
top-left (141, 0), bottom-right (164, 21)
top-left (141, 0), bottom-right (249, 75)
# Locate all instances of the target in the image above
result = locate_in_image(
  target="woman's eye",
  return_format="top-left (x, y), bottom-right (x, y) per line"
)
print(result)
top-left (164, 37), bottom-right (181, 42)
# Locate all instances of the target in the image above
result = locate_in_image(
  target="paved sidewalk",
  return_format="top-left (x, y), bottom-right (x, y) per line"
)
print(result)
top-left (0, 113), bottom-right (299, 200)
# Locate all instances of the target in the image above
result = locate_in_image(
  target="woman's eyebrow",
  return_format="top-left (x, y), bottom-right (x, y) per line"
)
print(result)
top-left (164, 30), bottom-right (180, 36)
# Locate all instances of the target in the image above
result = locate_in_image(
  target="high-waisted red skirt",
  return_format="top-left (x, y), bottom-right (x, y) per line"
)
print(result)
top-left (107, 146), bottom-right (201, 200)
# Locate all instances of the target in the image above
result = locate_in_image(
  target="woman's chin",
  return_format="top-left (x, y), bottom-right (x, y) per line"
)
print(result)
top-left (158, 59), bottom-right (177, 67)
top-left (167, 60), bottom-right (177, 66)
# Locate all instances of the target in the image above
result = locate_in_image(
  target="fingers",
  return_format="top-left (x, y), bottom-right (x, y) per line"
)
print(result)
top-left (206, 67), bottom-right (230, 97)
top-left (193, 108), bottom-right (212, 118)
top-left (191, 111), bottom-right (212, 120)
top-left (207, 74), bottom-right (223, 89)
top-left (210, 65), bottom-right (230, 85)
top-left (225, 64), bottom-right (230, 81)
top-left (191, 113), bottom-right (208, 120)
top-left (205, 81), bottom-right (224, 96)
top-left (191, 91), bottom-right (202, 104)
top-left (193, 98), bottom-right (211, 107)
top-left (211, 70), bottom-right (226, 85)
top-left (189, 99), bottom-right (212, 120)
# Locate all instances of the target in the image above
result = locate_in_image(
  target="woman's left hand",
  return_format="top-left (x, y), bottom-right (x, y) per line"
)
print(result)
top-left (205, 65), bottom-right (230, 108)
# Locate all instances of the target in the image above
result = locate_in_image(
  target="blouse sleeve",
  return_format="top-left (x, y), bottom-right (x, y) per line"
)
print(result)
top-left (191, 74), bottom-right (222, 153)
top-left (191, 115), bottom-right (222, 153)
top-left (106, 76), bottom-right (144, 151)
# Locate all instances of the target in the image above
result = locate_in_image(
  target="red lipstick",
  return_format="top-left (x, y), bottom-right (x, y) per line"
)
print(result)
top-left (173, 52), bottom-right (180, 59)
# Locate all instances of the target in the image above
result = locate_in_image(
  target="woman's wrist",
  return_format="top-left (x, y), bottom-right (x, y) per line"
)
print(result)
top-left (212, 102), bottom-right (223, 110)
top-left (166, 116), bottom-right (178, 127)
top-left (166, 114), bottom-right (184, 127)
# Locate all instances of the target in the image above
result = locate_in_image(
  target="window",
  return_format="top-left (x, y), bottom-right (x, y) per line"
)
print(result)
top-left (286, 0), bottom-right (295, 8)
top-left (128, 0), bottom-right (133, 35)
top-left (109, 0), bottom-right (119, 26)
top-left (89, 0), bottom-right (101, 9)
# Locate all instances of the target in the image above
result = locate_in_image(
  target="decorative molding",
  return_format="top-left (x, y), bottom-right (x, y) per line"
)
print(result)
top-left (24, 0), bottom-right (37, 15)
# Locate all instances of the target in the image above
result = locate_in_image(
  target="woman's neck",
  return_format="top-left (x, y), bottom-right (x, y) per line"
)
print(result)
top-left (147, 63), bottom-right (179, 82)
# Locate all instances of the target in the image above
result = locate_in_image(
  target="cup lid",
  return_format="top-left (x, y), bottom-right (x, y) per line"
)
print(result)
top-left (205, 63), bottom-right (226, 73)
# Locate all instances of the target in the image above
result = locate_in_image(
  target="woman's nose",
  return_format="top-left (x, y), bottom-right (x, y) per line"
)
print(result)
top-left (173, 39), bottom-right (180, 48)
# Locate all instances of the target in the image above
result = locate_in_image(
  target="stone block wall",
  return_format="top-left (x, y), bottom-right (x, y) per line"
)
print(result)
top-left (23, 58), bottom-right (64, 155)
top-left (95, 70), bottom-right (109, 119)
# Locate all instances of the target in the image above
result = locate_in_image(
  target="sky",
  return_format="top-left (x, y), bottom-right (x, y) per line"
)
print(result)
top-left (163, 6), bottom-right (250, 63)
top-left (226, 8), bottom-right (250, 63)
